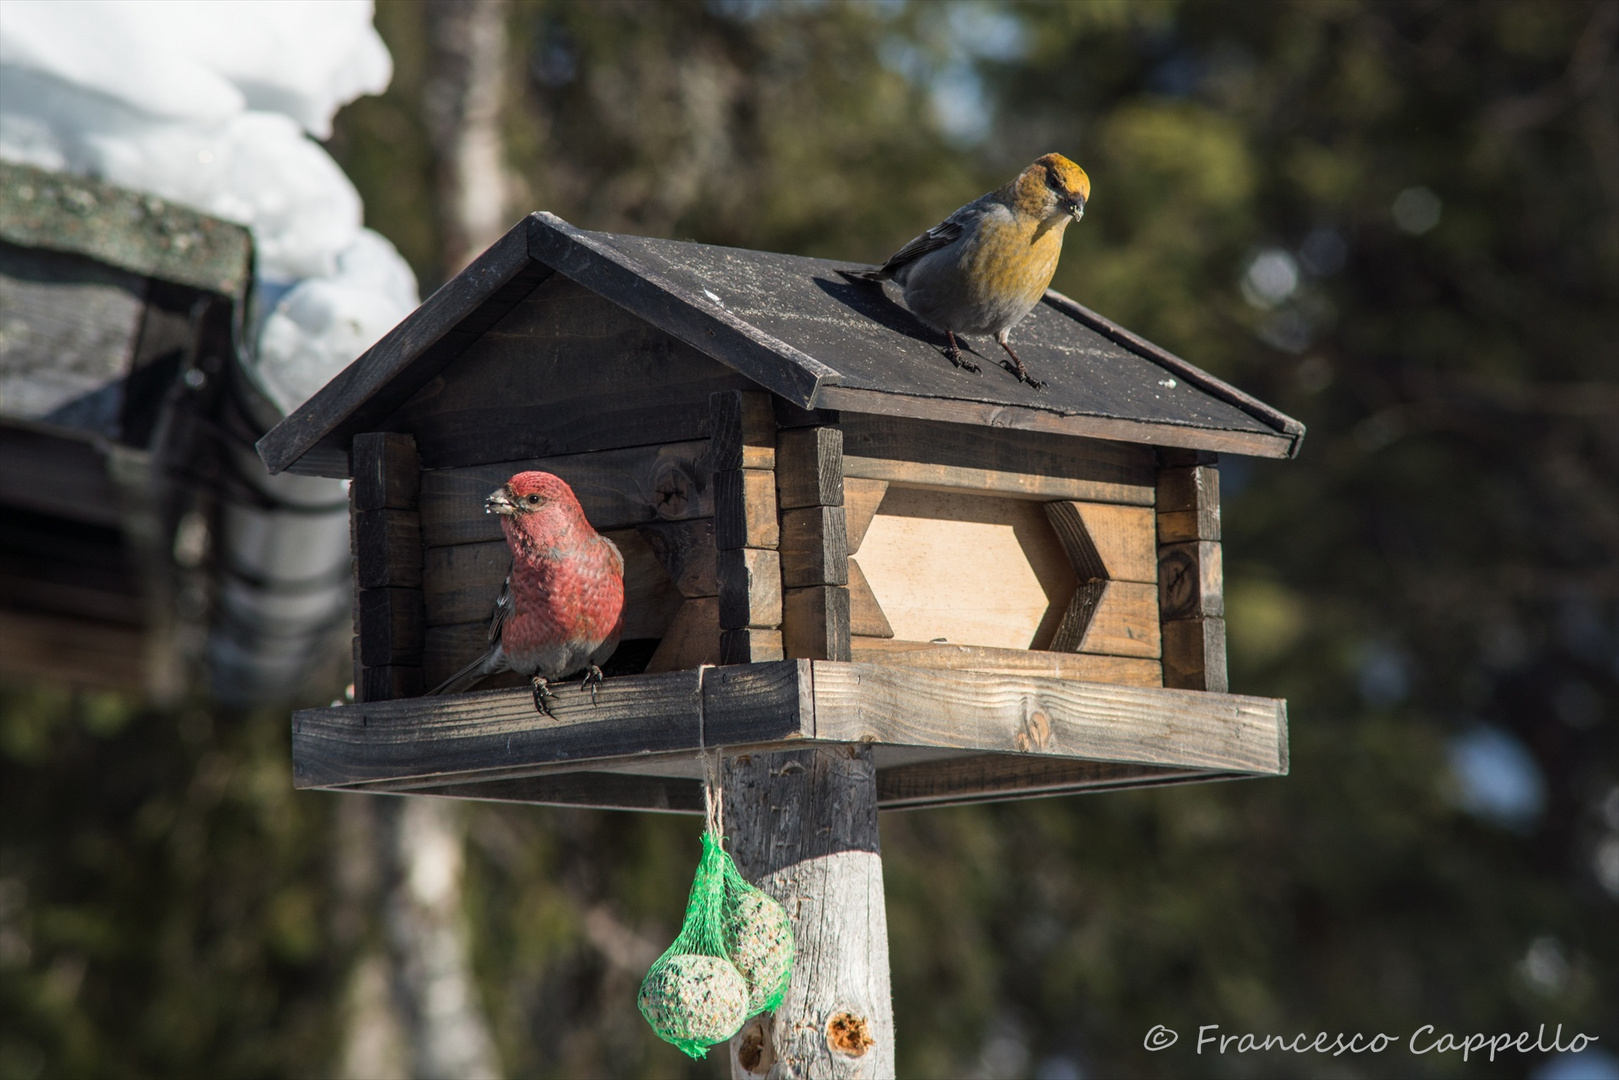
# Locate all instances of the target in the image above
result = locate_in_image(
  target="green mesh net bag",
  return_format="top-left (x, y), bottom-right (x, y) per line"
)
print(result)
top-left (638, 765), bottom-right (795, 1058)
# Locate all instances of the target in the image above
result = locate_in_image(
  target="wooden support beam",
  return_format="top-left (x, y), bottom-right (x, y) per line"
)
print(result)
top-left (775, 427), bottom-right (844, 509)
top-left (719, 628), bottom-right (784, 665)
top-left (709, 389), bottom-right (776, 472)
top-left (1157, 461), bottom-right (1221, 543)
top-left (355, 509), bottom-right (422, 590)
top-left (1163, 618), bottom-right (1228, 694)
top-left (782, 586), bottom-right (851, 662)
top-left (353, 432), bottom-right (424, 701)
top-left (725, 746), bottom-right (895, 1079)
top-left (777, 424), bottom-right (850, 660)
top-left (351, 432), bottom-right (421, 511)
top-left (713, 469), bottom-right (779, 550)
top-left (779, 506), bottom-right (849, 588)
top-left (1157, 453), bottom-right (1226, 691)
top-left (717, 547), bottom-right (783, 630)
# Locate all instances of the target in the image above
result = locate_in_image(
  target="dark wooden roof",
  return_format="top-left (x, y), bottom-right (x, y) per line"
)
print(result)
top-left (259, 213), bottom-right (1303, 476)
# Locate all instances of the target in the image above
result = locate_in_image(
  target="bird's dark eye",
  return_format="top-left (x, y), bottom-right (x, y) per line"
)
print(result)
top-left (527, 494), bottom-right (540, 504)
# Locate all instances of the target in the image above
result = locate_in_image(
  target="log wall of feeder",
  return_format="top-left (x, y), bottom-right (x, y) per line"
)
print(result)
top-left (713, 390), bottom-right (785, 664)
top-left (353, 432), bottom-right (426, 701)
top-left (776, 411), bottom-right (851, 662)
top-left (1157, 449), bottom-right (1226, 692)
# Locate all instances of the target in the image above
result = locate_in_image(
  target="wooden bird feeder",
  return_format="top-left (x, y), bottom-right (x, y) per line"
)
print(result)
top-left (257, 212), bottom-right (1303, 811)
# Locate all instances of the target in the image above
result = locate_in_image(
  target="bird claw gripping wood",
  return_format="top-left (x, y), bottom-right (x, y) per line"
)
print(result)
top-left (531, 675), bottom-right (558, 717)
top-left (944, 331), bottom-right (981, 374)
top-left (581, 664), bottom-right (605, 706)
top-left (999, 342), bottom-right (1046, 390)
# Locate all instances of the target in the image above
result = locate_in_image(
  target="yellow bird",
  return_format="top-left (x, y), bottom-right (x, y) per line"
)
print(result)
top-left (854, 153), bottom-right (1090, 389)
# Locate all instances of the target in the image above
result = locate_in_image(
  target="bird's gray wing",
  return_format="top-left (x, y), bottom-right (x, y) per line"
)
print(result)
top-left (486, 573), bottom-right (513, 646)
top-left (878, 217), bottom-right (967, 276)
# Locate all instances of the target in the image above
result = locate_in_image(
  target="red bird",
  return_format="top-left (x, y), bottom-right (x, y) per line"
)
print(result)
top-left (428, 471), bottom-right (624, 714)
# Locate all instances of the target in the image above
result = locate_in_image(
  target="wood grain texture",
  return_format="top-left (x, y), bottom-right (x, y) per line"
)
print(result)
top-left (359, 587), bottom-right (425, 667)
top-left (719, 628), bottom-right (785, 666)
top-left (407, 772), bottom-right (705, 812)
top-left (636, 518), bottom-right (718, 597)
top-left (1163, 617), bottom-right (1229, 693)
top-left (714, 468), bottom-right (779, 551)
top-left (840, 414), bottom-right (1155, 505)
top-left (1049, 578), bottom-right (1107, 654)
top-left (1048, 580), bottom-right (1160, 658)
top-left (775, 425), bottom-right (844, 509)
top-left (361, 665), bottom-right (425, 703)
top-left (351, 432), bottom-right (420, 512)
top-left (723, 746), bottom-right (895, 1080)
top-left (717, 547), bottom-right (783, 630)
top-left (290, 661), bottom-right (1284, 806)
top-left (810, 662), bottom-right (1284, 774)
top-left (392, 274), bottom-right (750, 468)
top-left (846, 559), bottom-right (894, 639)
top-left (356, 509), bottom-right (421, 590)
top-left (849, 638), bottom-right (1161, 686)
top-left (876, 755), bottom-right (1220, 809)
top-left (1046, 501), bottom-right (1157, 583)
top-left (1157, 463), bottom-right (1221, 542)
top-left (853, 487), bottom-right (1073, 651)
top-left (779, 505), bottom-right (850, 588)
top-left (1159, 540), bottom-right (1223, 621)
top-left (782, 585), bottom-right (851, 662)
top-left (709, 388), bottom-right (776, 471)
top-left (823, 386), bottom-right (1297, 460)
top-left (292, 668), bottom-right (707, 789)
top-left (701, 659), bottom-right (814, 747)
top-left (645, 596), bottom-right (722, 672)
top-left (417, 441), bottom-right (712, 546)
top-left (843, 477), bottom-right (887, 554)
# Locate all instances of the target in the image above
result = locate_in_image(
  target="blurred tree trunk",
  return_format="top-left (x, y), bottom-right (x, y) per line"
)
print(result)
top-left (335, 7), bottom-right (517, 1076)
top-left (424, 0), bottom-right (514, 274)
top-left (335, 796), bottom-right (502, 1080)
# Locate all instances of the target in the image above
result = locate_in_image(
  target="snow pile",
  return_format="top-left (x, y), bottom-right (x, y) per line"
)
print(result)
top-left (0, 0), bottom-right (418, 414)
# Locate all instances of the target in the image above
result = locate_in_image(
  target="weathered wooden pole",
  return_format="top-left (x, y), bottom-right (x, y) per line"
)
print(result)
top-left (723, 746), bottom-right (895, 1079)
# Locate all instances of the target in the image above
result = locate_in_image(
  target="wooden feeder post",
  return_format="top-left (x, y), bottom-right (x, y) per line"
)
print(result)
top-left (724, 747), bottom-right (892, 1078)
top-left (257, 213), bottom-right (1305, 1075)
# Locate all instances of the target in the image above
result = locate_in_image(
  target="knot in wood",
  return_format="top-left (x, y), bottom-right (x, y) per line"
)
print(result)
top-left (652, 463), bottom-right (697, 518)
top-left (1014, 709), bottom-right (1052, 753)
top-left (826, 1011), bottom-right (875, 1058)
top-left (734, 1016), bottom-right (775, 1077)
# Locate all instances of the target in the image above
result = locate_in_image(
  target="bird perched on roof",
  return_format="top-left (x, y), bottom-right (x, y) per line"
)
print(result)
top-left (427, 471), bottom-right (624, 715)
top-left (850, 152), bottom-right (1090, 389)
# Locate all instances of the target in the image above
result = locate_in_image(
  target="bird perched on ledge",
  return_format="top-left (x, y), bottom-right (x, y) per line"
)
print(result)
top-left (850, 152), bottom-right (1091, 389)
top-left (428, 471), bottom-right (624, 715)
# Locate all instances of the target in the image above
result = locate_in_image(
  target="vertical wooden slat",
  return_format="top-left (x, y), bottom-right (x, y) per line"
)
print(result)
top-left (353, 432), bottom-right (425, 700)
top-left (777, 421), bottom-right (850, 661)
top-left (713, 391), bottom-right (784, 664)
top-left (1157, 449), bottom-right (1226, 692)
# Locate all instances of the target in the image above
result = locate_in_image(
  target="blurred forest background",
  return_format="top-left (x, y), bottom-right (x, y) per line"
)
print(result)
top-left (4, 1), bottom-right (1617, 1077)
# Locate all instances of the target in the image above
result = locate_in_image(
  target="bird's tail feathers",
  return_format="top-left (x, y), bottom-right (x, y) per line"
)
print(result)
top-left (426, 651), bottom-right (493, 696)
top-left (837, 267), bottom-right (889, 284)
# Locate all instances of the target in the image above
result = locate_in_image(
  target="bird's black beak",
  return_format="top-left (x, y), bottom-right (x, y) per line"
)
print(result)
top-left (1064, 195), bottom-right (1086, 221)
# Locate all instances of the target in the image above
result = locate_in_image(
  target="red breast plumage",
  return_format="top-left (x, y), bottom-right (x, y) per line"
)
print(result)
top-left (427, 471), bottom-right (624, 700)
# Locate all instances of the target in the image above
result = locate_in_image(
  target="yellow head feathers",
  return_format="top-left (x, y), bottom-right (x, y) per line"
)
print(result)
top-left (1012, 153), bottom-right (1090, 219)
